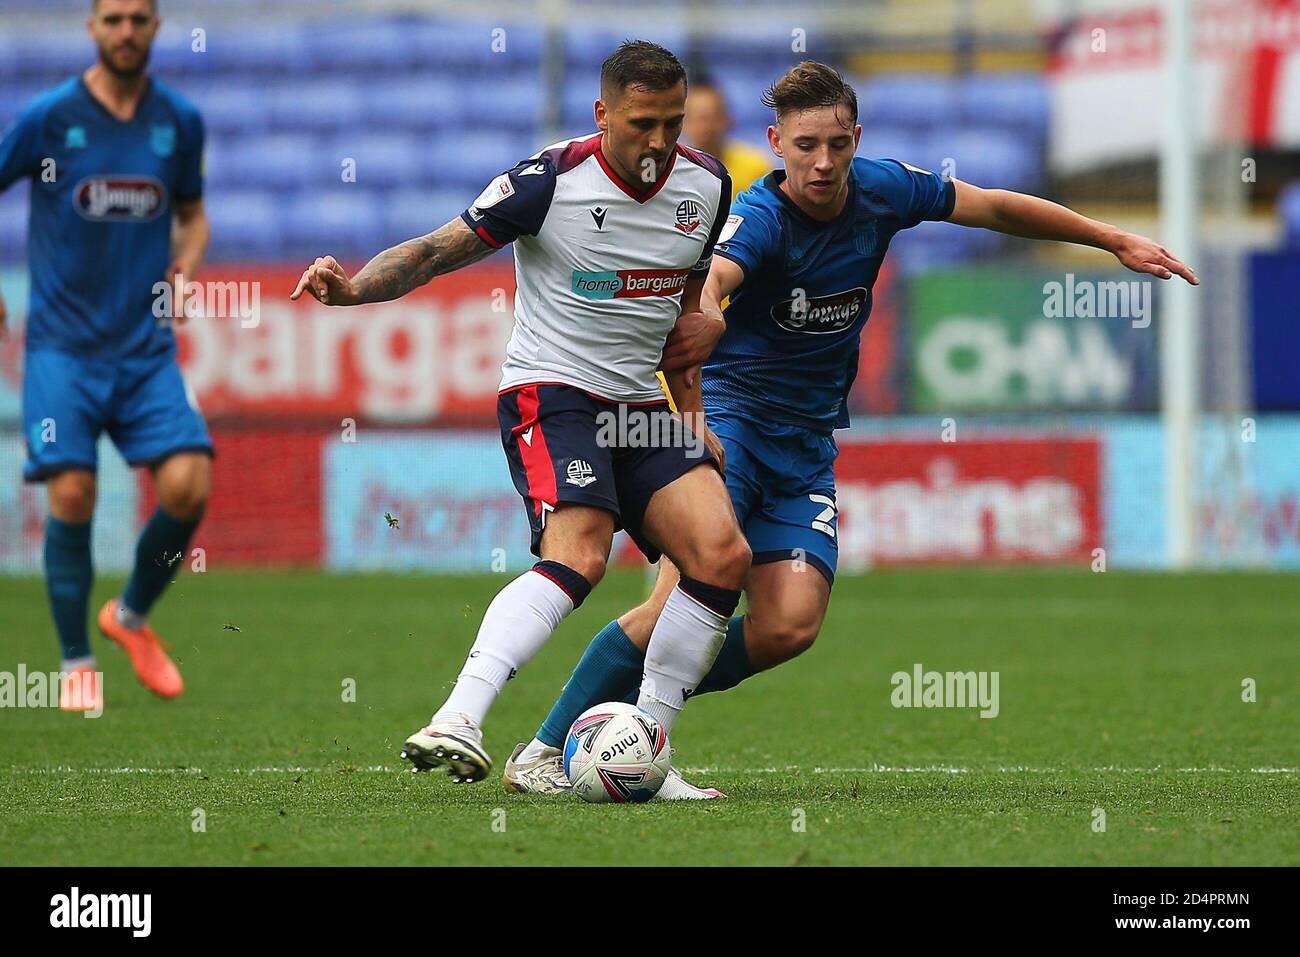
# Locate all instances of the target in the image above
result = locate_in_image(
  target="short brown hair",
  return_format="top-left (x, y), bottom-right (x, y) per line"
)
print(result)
top-left (600, 40), bottom-right (688, 98)
top-left (762, 61), bottom-right (858, 126)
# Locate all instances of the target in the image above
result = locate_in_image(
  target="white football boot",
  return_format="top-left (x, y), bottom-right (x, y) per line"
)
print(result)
top-left (400, 713), bottom-right (492, 783)
top-left (653, 767), bottom-right (726, 801)
top-left (502, 743), bottom-right (571, 794)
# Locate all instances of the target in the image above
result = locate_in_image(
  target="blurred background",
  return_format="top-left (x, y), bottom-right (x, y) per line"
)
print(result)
top-left (1, 0), bottom-right (1297, 576)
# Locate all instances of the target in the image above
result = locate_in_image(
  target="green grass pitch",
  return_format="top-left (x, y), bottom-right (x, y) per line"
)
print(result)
top-left (1, 568), bottom-right (1296, 866)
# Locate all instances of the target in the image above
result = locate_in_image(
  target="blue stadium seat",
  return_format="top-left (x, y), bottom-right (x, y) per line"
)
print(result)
top-left (11, 32), bottom-right (89, 79)
top-left (928, 128), bottom-right (1041, 192)
top-left (460, 74), bottom-right (544, 131)
top-left (423, 131), bottom-right (537, 190)
top-left (560, 83), bottom-right (601, 132)
top-left (220, 132), bottom-right (333, 190)
top-left (861, 73), bottom-right (959, 130)
top-left (0, 33), bottom-right (20, 78)
top-left (384, 188), bottom-right (473, 244)
top-left (284, 190), bottom-right (386, 257)
top-left (302, 19), bottom-right (422, 72)
top-left (564, 27), bottom-right (689, 68)
top-left (363, 77), bottom-right (461, 130)
top-left (957, 72), bottom-right (1049, 132)
top-left (409, 20), bottom-right (545, 70)
top-left (208, 26), bottom-right (307, 75)
top-left (204, 189), bottom-right (283, 260)
top-left (1280, 181), bottom-right (1300, 247)
top-left (858, 128), bottom-right (930, 168)
top-left (710, 68), bottom-right (777, 131)
top-left (0, 183), bottom-right (29, 261)
top-left (190, 83), bottom-right (275, 136)
top-left (267, 80), bottom-right (369, 134)
top-left (325, 133), bottom-right (424, 188)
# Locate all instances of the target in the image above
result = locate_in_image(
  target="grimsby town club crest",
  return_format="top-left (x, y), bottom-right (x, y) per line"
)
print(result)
top-left (674, 199), bottom-right (703, 234)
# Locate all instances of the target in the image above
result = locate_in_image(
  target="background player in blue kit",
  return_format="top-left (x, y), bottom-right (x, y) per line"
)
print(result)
top-left (505, 60), bottom-right (1200, 797)
top-left (0, 0), bottom-right (212, 710)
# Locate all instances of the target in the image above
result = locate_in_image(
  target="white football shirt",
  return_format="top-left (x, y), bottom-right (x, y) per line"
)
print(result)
top-left (461, 132), bottom-right (731, 403)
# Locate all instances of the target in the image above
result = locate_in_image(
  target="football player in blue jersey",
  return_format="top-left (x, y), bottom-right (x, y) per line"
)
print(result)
top-left (505, 60), bottom-right (1198, 797)
top-left (0, 0), bottom-right (211, 710)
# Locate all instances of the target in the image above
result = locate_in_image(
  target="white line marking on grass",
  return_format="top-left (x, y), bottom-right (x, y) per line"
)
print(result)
top-left (9, 765), bottom-right (1297, 775)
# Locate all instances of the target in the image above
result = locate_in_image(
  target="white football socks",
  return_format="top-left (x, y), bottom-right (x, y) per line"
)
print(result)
top-left (637, 583), bottom-right (732, 734)
top-left (518, 737), bottom-right (558, 764)
top-left (432, 566), bottom-right (581, 728)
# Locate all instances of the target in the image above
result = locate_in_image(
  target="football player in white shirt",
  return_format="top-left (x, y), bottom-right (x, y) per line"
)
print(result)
top-left (291, 41), bottom-right (744, 791)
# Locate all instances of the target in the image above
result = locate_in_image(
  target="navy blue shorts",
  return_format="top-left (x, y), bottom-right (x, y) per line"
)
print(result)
top-left (22, 347), bottom-right (213, 482)
top-left (498, 383), bottom-right (717, 562)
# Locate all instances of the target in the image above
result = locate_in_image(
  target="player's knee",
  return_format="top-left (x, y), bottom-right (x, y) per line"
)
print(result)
top-left (159, 480), bottom-right (208, 522)
top-left (711, 533), bottom-right (752, 590)
top-left (777, 620), bottom-right (820, 660)
top-left (157, 457), bottom-right (210, 521)
top-left (561, 551), bottom-right (607, 588)
top-left (48, 474), bottom-right (96, 522)
top-left (754, 618), bottom-right (820, 666)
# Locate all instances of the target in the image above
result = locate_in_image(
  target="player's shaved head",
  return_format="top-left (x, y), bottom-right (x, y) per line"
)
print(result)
top-left (764, 61), bottom-right (858, 129)
top-left (600, 40), bottom-right (688, 101)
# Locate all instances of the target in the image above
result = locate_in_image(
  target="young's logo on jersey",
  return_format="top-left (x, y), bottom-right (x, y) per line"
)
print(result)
top-left (717, 214), bottom-right (744, 245)
top-left (590, 206), bottom-right (608, 230)
top-left (674, 199), bottom-right (703, 234)
top-left (770, 286), bottom-right (869, 334)
top-left (64, 126), bottom-right (87, 149)
top-left (150, 124), bottom-right (176, 158)
top-left (571, 269), bottom-right (690, 300)
top-left (566, 459), bottom-right (597, 487)
top-left (72, 176), bottom-right (166, 222)
top-left (467, 173), bottom-right (516, 220)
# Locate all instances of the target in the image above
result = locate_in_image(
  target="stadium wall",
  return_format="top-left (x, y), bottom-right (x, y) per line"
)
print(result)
top-left (4, 417), bottom-right (1299, 574)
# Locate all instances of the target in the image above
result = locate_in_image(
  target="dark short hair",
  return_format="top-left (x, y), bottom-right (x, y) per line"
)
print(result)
top-left (600, 40), bottom-right (688, 98)
top-left (762, 61), bottom-right (858, 126)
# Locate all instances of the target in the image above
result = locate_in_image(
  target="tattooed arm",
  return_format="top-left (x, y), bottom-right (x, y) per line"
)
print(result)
top-left (289, 217), bottom-right (495, 305)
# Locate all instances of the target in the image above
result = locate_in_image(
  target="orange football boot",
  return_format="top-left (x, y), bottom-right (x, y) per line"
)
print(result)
top-left (59, 665), bottom-right (103, 713)
top-left (97, 598), bottom-right (184, 699)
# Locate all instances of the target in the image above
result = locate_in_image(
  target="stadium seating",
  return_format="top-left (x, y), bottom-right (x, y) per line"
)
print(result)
top-left (1279, 181), bottom-right (1300, 247)
top-left (0, 17), bottom-right (1050, 267)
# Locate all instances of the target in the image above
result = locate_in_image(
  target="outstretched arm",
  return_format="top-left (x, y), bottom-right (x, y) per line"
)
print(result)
top-left (948, 180), bottom-right (1199, 285)
top-left (290, 217), bottom-right (495, 305)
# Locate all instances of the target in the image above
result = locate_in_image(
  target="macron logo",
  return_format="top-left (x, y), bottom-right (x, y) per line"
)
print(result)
top-left (50, 887), bottom-right (152, 937)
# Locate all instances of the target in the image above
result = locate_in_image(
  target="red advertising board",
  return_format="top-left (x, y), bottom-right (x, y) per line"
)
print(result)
top-left (173, 263), bottom-right (518, 426)
top-left (834, 438), bottom-right (1102, 565)
top-left (138, 427), bottom-right (326, 566)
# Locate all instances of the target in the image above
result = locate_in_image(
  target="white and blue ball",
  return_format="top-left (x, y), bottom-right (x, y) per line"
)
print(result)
top-left (563, 702), bottom-right (672, 803)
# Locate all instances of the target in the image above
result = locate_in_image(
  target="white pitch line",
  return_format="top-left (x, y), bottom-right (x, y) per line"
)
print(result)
top-left (7, 765), bottom-right (1298, 775)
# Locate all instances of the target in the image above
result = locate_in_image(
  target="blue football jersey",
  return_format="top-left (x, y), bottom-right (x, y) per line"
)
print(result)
top-left (0, 76), bottom-right (204, 358)
top-left (705, 157), bottom-right (955, 430)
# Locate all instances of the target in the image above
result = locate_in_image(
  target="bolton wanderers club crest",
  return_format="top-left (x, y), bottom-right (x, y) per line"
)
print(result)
top-left (674, 199), bottom-right (703, 234)
top-left (566, 459), bottom-right (596, 487)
